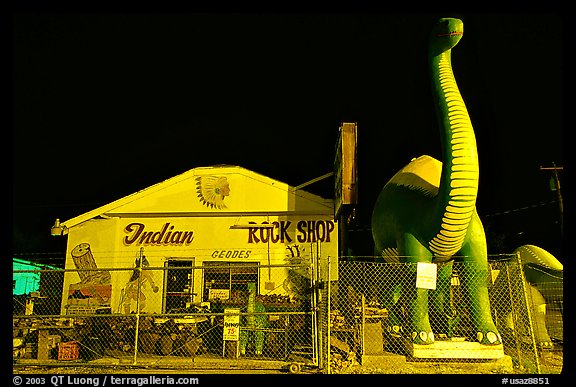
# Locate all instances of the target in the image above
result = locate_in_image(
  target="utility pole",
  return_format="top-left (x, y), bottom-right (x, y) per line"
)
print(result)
top-left (540, 162), bottom-right (563, 238)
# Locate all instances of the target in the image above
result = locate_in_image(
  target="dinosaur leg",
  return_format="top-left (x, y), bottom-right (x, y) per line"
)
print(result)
top-left (459, 221), bottom-right (501, 345)
top-left (254, 330), bottom-right (266, 355)
top-left (429, 261), bottom-right (455, 336)
top-left (382, 278), bottom-right (403, 338)
top-left (374, 251), bottom-right (404, 337)
top-left (527, 284), bottom-right (554, 350)
top-left (399, 233), bottom-right (435, 345)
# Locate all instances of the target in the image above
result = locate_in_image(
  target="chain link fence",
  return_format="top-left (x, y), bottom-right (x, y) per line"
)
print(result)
top-left (321, 255), bottom-right (563, 374)
top-left (13, 255), bottom-right (562, 374)
top-left (13, 263), bottom-right (317, 371)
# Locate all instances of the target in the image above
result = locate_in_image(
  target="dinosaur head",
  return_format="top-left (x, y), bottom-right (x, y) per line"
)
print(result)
top-left (429, 18), bottom-right (463, 56)
top-left (514, 245), bottom-right (563, 272)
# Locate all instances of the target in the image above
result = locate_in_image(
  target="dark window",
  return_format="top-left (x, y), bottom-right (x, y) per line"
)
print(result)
top-left (163, 259), bottom-right (194, 313)
top-left (203, 262), bottom-right (259, 303)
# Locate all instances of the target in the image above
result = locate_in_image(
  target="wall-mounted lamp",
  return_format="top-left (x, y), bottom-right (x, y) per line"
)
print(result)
top-left (50, 218), bottom-right (68, 236)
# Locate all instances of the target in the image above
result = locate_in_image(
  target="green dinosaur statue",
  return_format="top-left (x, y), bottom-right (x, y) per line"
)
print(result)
top-left (494, 245), bottom-right (563, 349)
top-left (371, 17), bottom-right (501, 345)
top-left (514, 245), bottom-right (563, 286)
top-left (240, 282), bottom-right (269, 355)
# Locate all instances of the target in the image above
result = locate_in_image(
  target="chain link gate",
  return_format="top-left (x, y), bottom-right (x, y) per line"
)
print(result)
top-left (13, 262), bottom-right (317, 372)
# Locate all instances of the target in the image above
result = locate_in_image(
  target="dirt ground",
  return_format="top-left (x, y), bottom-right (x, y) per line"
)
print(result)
top-left (13, 352), bottom-right (563, 375)
top-left (348, 349), bottom-right (563, 374)
top-left (13, 342), bottom-right (563, 375)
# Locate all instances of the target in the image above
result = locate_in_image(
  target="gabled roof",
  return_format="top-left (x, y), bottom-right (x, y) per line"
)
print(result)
top-left (59, 165), bottom-right (334, 232)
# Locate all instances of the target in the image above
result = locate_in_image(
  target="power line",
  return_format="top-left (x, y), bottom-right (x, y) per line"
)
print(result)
top-left (483, 200), bottom-right (558, 218)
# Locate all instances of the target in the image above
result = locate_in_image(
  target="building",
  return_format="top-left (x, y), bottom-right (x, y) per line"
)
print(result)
top-left (51, 165), bottom-right (338, 315)
top-left (13, 258), bottom-right (46, 296)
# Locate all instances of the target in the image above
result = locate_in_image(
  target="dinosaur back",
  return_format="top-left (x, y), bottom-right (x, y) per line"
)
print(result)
top-left (388, 155), bottom-right (442, 194)
top-left (371, 155), bottom-right (442, 260)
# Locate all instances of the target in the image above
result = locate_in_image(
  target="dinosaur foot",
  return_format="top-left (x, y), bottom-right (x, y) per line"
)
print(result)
top-left (537, 341), bottom-right (554, 350)
top-left (386, 326), bottom-right (435, 345)
top-left (411, 331), bottom-right (435, 345)
top-left (385, 325), bottom-right (404, 338)
top-left (476, 331), bottom-right (502, 345)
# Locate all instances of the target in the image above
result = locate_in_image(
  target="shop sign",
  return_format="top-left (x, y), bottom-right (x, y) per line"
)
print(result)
top-left (246, 220), bottom-right (335, 244)
top-left (208, 288), bottom-right (230, 301)
top-left (416, 262), bottom-right (437, 290)
top-left (211, 250), bottom-right (251, 258)
top-left (334, 122), bottom-right (358, 218)
top-left (123, 222), bottom-right (194, 246)
top-left (223, 308), bottom-right (240, 341)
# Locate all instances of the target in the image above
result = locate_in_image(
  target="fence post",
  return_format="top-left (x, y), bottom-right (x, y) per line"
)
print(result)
top-left (133, 261), bottom-right (142, 366)
top-left (326, 256), bottom-right (331, 375)
top-left (311, 245), bottom-right (320, 369)
top-left (503, 259), bottom-right (524, 370)
top-left (361, 292), bottom-right (365, 357)
top-left (515, 251), bottom-right (541, 374)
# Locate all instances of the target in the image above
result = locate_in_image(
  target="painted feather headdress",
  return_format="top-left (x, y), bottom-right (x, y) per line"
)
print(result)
top-left (196, 176), bottom-right (230, 209)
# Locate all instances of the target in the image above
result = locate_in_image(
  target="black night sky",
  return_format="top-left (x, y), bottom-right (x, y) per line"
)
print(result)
top-left (11, 12), bottom-right (568, 264)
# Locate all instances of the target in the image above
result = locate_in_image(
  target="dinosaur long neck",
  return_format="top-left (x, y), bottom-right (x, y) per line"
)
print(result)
top-left (428, 49), bottom-right (479, 258)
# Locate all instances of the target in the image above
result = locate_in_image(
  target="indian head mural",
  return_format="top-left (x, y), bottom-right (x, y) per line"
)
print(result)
top-left (196, 175), bottom-right (230, 209)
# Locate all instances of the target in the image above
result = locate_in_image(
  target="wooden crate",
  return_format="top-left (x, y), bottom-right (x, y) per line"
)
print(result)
top-left (58, 341), bottom-right (80, 361)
